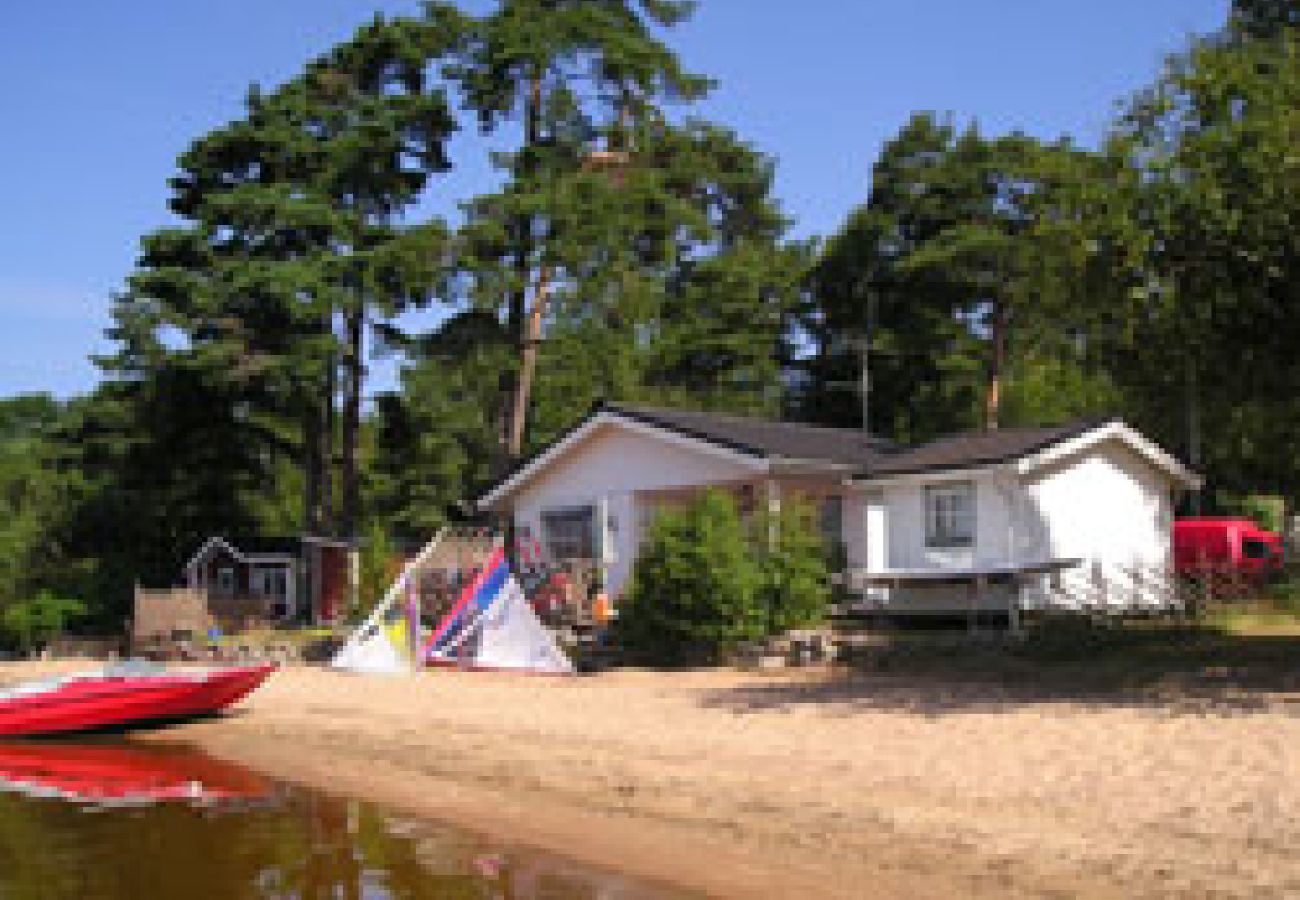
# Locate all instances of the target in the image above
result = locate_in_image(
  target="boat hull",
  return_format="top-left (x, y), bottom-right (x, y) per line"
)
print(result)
top-left (0, 665), bottom-right (275, 737)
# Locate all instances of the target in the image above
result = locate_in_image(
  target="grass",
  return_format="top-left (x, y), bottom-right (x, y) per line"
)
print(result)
top-left (844, 610), bottom-right (1300, 699)
top-left (212, 625), bottom-right (339, 648)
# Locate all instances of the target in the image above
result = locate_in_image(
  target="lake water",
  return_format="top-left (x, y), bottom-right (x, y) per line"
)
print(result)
top-left (0, 739), bottom-right (692, 899)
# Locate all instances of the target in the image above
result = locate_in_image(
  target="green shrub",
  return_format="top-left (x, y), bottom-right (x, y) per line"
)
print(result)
top-left (617, 489), bottom-right (765, 665)
top-left (617, 490), bottom-right (832, 666)
top-left (355, 523), bottom-right (398, 622)
top-left (2, 591), bottom-right (86, 653)
top-left (756, 499), bottom-right (832, 634)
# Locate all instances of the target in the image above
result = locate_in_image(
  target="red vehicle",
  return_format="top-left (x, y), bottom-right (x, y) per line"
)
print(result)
top-left (1173, 517), bottom-right (1285, 580)
top-left (0, 663), bottom-right (274, 738)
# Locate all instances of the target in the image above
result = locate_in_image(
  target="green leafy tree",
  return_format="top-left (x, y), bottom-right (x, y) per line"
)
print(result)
top-left (1114, 24), bottom-right (1300, 500)
top-left (105, 11), bottom-right (461, 543)
top-left (448, 0), bottom-right (740, 467)
top-left (2, 592), bottom-right (86, 654)
top-left (1231, 0), bottom-right (1300, 38)
top-left (371, 310), bottom-right (511, 534)
top-left (617, 490), bottom-right (766, 665)
top-left (802, 113), bottom-right (1136, 438)
top-left (0, 396), bottom-right (89, 611)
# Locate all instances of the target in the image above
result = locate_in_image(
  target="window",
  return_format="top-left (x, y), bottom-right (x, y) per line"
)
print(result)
top-left (254, 569), bottom-right (287, 598)
top-left (818, 494), bottom-right (847, 570)
top-left (925, 482), bottom-right (975, 548)
top-left (215, 566), bottom-right (236, 597)
top-left (1243, 539), bottom-right (1271, 560)
top-left (542, 506), bottom-right (598, 560)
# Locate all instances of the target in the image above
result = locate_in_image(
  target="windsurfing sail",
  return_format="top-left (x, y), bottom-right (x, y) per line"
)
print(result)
top-left (331, 529), bottom-right (453, 674)
top-left (423, 552), bottom-right (574, 675)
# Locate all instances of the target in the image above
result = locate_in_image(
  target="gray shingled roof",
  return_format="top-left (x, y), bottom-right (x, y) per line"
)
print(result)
top-left (481, 403), bottom-right (1125, 506)
top-left (602, 404), bottom-right (1110, 478)
top-left (869, 420), bottom-right (1109, 477)
top-left (604, 403), bottom-right (898, 469)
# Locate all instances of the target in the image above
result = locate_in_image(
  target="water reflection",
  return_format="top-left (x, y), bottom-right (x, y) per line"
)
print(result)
top-left (0, 740), bottom-right (274, 807)
top-left (0, 740), bottom-right (689, 899)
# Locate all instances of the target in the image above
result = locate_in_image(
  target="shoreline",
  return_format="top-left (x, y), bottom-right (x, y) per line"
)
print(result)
top-left (7, 662), bottom-right (1299, 897)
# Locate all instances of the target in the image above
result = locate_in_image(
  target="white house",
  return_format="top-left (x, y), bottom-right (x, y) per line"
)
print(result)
top-left (478, 403), bottom-right (1202, 624)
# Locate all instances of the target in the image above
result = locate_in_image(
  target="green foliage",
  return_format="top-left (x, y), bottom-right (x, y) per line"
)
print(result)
top-left (370, 311), bottom-right (511, 534)
top-left (1231, 0), bottom-right (1300, 38)
top-left (797, 113), bottom-right (1133, 440)
top-left (355, 522), bottom-right (397, 621)
top-left (1212, 493), bottom-right (1286, 534)
top-left (617, 491), bottom-right (833, 666)
top-left (1113, 26), bottom-right (1300, 497)
top-left (2, 591), bottom-right (86, 652)
top-left (616, 490), bottom-right (766, 665)
top-left (755, 500), bottom-right (832, 635)
top-left (0, 396), bottom-right (93, 615)
top-left (447, 1), bottom-right (793, 465)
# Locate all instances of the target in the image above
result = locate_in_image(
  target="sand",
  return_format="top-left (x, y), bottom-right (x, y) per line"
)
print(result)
top-left (7, 662), bottom-right (1300, 898)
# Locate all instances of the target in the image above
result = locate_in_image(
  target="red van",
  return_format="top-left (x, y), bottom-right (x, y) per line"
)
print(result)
top-left (1173, 518), bottom-right (1285, 579)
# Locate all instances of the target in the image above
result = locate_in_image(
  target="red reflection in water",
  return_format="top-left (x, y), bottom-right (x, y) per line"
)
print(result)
top-left (0, 741), bottom-right (273, 806)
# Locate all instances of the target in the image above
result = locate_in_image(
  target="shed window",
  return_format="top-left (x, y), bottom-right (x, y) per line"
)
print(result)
top-left (215, 566), bottom-right (236, 597)
top-left (925, 482), bottom-right (975, 548)
top-left (542, 506), bottom-right (597, 560)
top-left (254, 569), bottom-right (287, 598)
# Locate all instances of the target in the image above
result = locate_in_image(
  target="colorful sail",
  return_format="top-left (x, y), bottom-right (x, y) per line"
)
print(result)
top-left (423, 554), bottom-right (573, 675)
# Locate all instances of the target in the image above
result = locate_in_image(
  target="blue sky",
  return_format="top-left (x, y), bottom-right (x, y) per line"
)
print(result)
top-left (0, 0), bottom-right (1228, 399)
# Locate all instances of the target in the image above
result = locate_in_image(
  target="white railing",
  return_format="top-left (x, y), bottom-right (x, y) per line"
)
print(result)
top-left (1026, 561), bottom-right (1183, 614)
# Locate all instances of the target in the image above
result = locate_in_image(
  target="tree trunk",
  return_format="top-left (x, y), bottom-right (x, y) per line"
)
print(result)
top-left (1187, 357), bottom-right (1203, 514)
top-left (304, 405), bottom-right (323, 535)
top-left (499, 71), bottom-right (546, 467)
top-left (341, 300), bottom-right (364, 539)
top-left (321, 349), bottom-right (337, 536)
top-left (985, 302), bottom-right (1008, 430)
top-left (507, 266), bottom-right (551, 458)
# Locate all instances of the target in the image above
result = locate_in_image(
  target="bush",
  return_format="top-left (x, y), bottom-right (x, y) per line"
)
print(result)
top-left (756, 500), bottom-right (832, 634)
top-left (2, 591), bottom-right (86, 653)
top-left (617, 490), bottom-right (765, 666)
top-left (617, 490), bottom-right (832, 666)
top-left (355, 523), bottom-right (399, 622)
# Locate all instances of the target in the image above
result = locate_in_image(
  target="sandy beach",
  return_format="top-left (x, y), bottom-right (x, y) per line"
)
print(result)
top-left (6, 662), bottom-right (1300, 898)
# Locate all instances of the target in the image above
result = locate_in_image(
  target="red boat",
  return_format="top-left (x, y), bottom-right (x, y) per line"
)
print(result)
top-left (0, 663), bottom-right (275, 737)
top-left (0, 740), bottom-right (274, 805)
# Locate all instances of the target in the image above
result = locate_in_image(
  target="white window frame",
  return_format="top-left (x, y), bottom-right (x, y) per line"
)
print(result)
top-left (925, 481), bottom-right (975, 549)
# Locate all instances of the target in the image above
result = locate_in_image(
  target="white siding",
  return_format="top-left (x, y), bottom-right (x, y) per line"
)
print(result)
top-left (861, 439), bottom-right (1178, 615)
top-left (883, 472), bottom-right (1016, 570)
top-left (509, 422), bottom-right (761, 595)
top-left (1025, 437), bottom-right (1174, 570)
top-left (841, 487), bottom-right (870, 571)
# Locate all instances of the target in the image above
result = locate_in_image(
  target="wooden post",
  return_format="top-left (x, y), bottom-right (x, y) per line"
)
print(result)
top-left (764, 479), bottom-right (781, 551)
top-left (969, 576), bottom-right (987, 634)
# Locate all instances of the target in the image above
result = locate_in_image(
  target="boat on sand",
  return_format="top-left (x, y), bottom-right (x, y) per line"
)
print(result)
top-left (0, 662), bottom-right (274, 737)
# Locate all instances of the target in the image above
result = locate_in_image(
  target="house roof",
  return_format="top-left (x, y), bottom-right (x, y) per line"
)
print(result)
top-left (605, 403), bottom-right (898, 469)
top-left (478, 404), bottom-right (1198, 509)
top-left (870, 419), bottom-right (1109, 477)
top-left (182, 536), bottom-right (300, 575)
